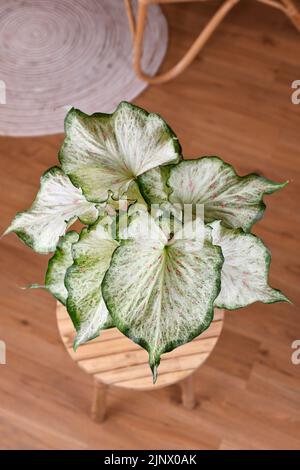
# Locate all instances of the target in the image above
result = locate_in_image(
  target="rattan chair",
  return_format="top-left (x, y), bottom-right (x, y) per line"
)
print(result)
top-left (125, 0), bottom-right (300, 84)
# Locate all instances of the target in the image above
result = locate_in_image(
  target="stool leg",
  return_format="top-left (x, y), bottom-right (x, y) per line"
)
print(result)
top-left (91, 379), bottom-right (107, 422)
top-left (180, 375), bottom-right (197, 410)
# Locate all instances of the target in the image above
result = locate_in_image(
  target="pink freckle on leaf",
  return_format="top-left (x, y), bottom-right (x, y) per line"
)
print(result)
top-left (188, 180), bottom-right (194, 192)
top-left (167, 266), bottom-right (171, 273)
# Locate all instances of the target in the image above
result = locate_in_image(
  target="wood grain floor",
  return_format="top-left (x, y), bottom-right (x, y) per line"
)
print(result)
top-left (0, 1), bottom-right (299, 449)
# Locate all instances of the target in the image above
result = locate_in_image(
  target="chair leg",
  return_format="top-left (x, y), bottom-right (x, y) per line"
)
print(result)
top-left (91, 379), bottom-right (107, 423)
top-left (256, 0), bottom-right (300, 31)
top-left (130, 0), bottom-right (240, 84)
top-left (124, 0), bottom-right (136, 36)
top-left (126, 0), bottom-right (300, 85)
top-left (281, 0), bottom-right (300, 32)
top-left (180, 375), bottom-right (197, 410)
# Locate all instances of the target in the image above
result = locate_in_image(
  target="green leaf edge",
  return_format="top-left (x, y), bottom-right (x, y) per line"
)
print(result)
top-left (210, 222), bottom-right (292, 310)
top-left (137, 165), bottom-right (174, 206)
top-left (137, 156), bottom-right (288, 232)
top-left (101, 235), bottom-right (224, 382)
top-left (59, 101), bottom-right (182, 204)
top-left (65, 218), bottom-right (118, 336)
top-left (3, 166), bottom-right (76, 254)
top-left (45, 230), bottom-right (79, 305)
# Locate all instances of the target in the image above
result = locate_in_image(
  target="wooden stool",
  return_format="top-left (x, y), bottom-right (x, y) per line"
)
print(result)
top-left (56, 303), bottom-right (224, 422)
top-left (125, 0), bottom-right (300, 84)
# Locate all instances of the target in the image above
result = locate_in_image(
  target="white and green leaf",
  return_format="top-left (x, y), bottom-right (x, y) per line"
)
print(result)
top-left (45, 231), bottom-right (79, 305)
top-left (210, 221), bottom-right (290, 309)
top-left (4, 167), bottom-right (98, 254)
top-left (138, 157), bottom-right (287, 232)
top-left (138, 166), bottom-right (171, 206)
top-left (65, 219), bottom-right (118, 349)
top-left (59, 102), bottom-right (182, 203)
top-left (121, 207), bottom-right (183, 243)
top-left (102, 213), bottom-right (223, 382)
top-left (169, 157), bottom-right (287, 231)
top-left (138, 166), bottom-right (185, 224)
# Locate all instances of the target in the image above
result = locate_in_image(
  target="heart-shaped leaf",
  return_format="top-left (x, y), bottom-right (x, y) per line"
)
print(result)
top-left (65, 218), bottom-right (118, 350)
top-left (4, 167), bottom-right (98, 254)
top-left (59, 102), bottom-right (181, 203)
top-left (102, 212), bottom-right (223, 382)
top-left (210, 221), bottom-right (290, 309)
top-left (138, 157), bottom-right (287, 231)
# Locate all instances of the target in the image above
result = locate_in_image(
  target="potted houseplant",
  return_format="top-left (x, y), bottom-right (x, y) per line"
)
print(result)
top-left (4, 102), bottom-right (289, 382)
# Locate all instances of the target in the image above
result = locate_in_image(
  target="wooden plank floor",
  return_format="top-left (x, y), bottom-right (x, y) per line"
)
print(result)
top-left (0, 1), bottom-right (299, 449)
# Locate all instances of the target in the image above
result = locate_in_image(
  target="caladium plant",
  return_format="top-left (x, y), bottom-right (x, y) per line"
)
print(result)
top-left (4, 102), bottom-right (290, 382)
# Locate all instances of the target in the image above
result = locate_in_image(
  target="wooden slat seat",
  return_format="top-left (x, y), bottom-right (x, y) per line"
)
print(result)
top-left (56, 303), bottom-right (224, 421)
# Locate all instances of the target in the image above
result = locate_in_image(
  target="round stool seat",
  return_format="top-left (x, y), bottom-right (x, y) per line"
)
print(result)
top-left (56, 303), bottom-right (224, 391)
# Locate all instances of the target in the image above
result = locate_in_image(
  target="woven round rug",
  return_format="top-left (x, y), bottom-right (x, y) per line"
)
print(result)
top-left (0, 0), bottom-right (168, 136)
